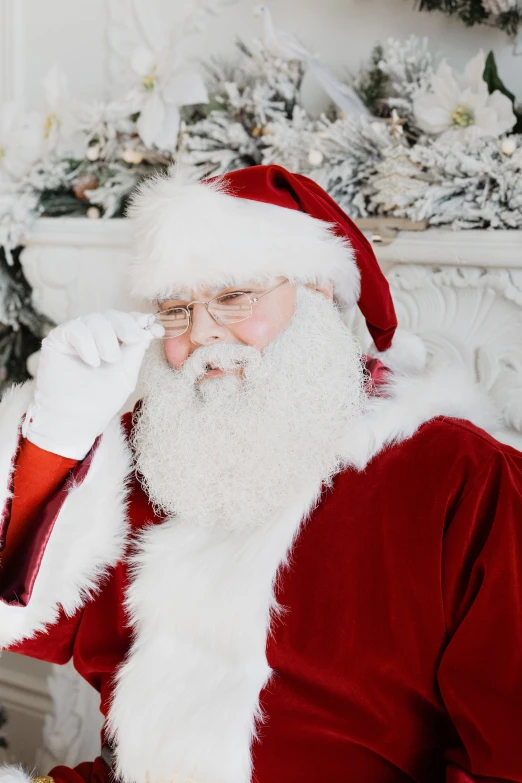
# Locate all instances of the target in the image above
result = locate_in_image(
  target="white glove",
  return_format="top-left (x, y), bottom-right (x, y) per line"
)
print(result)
top-left (22, 310), bottom-right (164, 460)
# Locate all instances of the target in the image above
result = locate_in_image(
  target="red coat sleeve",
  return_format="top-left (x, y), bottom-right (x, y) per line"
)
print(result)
top-left (0, 439), bottom-right (83, 663)
top-left (1, 439), bottom-right (78, 576)
top-left (438, 435), bottom-right (522, 781)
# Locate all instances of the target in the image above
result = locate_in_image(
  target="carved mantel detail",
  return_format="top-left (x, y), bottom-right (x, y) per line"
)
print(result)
top-left (386, 264), bottom-right (522, 444)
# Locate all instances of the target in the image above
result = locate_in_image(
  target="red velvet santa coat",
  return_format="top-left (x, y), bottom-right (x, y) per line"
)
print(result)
top-left (0, 367), bottom-right (521, 783)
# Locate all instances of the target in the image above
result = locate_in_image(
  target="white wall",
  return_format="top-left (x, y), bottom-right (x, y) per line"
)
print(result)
top-left (0, 651), bottom-right (52, 771)
top-left (12, 0), bottom-right (522, 111)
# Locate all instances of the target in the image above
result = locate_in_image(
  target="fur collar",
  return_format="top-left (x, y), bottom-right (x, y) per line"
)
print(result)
top-left (341, 361), bottom-right (498, 470)
top-left (107, 486), bottom-right (321, 783)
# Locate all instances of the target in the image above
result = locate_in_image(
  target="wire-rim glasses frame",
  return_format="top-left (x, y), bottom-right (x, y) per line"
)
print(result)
top-left (154, 278), bottom-right (290, 339)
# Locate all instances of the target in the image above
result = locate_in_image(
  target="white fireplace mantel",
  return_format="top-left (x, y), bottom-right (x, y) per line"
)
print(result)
top-left (24, 217), bottom-right (522, 263)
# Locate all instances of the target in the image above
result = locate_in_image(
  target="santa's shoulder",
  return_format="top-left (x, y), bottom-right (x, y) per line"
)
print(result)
top-left (334, 414), bottom-right (521, 514)
top-left (388, 414), bottom-right (519, 468)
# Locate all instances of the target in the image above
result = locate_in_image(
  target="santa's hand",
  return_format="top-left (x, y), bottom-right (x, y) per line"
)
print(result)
top-left (22, 311), bottom-right (164, 459)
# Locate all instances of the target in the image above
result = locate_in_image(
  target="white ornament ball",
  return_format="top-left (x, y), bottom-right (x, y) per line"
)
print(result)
top-left (500, 136), bottom-right (517, 156)
top-left (86, 206), bottom-right (101, 220)
top-left (86, 144), bottom-right (101, 162)
top-left (122, 147), bottom-right (144, 165)
top-left (370, 121), bottom-right (386, 135)
top-left (307, 149), bottom-right (324, 167)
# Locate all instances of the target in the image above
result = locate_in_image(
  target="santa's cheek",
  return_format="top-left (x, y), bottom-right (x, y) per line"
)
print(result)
top-left (163, 338), bottom-right (191, 369)
top-left (232, 315), bottom-right (277, 349)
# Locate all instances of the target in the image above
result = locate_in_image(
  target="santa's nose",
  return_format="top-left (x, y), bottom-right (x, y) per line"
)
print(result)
top-left (189, 303), bottom-right (228, 346)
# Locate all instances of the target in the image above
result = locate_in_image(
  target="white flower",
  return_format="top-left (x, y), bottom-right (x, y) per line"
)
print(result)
top-left (129, 45), bottom-right (207, 151)
top-left (0, 104), bottom-right (42, 255)
top-left (0, 102), bottom-right (44, 184)
top-left (43, 65), bottom-right (85, 155)
top-left (413, 51), bottom-right (517, 142)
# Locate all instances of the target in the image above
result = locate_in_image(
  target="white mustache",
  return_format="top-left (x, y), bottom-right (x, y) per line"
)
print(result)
top-left (180, 343), bottom-right (262, 382)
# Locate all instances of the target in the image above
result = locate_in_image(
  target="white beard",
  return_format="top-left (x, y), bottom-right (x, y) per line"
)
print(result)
top-left (132, 286), bottom-right (367, 531)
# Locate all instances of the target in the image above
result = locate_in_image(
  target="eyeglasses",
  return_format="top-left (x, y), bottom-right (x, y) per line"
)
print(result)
top-left (153, 279), bottom-right (290, 339)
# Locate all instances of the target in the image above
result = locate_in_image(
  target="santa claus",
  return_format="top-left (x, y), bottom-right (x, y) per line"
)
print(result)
top-left (0, 165), bottom-right (521, 783)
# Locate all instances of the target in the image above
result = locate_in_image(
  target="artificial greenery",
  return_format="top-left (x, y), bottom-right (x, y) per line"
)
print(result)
top-left (483, 51), bottom-right (522, 132)
top-left (0, 705), bottom-right (8, 749)
top-left (417, 0), bottom-right (522, 35)
top-left (352, 45), bottom-right (392, 115)
top-left (0, 247), bottom-right (53, 395)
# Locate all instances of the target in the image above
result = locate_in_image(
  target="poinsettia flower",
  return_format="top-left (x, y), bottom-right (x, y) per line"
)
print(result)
top-left (129, 45), bottom-right (208, 151)
top-left (0, 102), bottom-right (44, 185)
top-left (413, 51), bottom-right (516, 141)
top-left (42, 64), bottom-right (85, 155)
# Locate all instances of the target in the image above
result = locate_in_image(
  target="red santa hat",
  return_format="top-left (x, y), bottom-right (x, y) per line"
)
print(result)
top-left (128, 164), bottom-right (426, 369)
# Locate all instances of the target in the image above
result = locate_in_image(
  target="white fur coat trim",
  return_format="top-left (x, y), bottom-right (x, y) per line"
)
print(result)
top-left (341, 361), bottom-right (498, 471)
top-left (0, 766), bottom-right (33, 783)
top-left (0, 382), bottom-right (133, 649)
top-left (0, 381), bottom-right (33, 541)
top-left (107, 484), bottom-right (322, 783)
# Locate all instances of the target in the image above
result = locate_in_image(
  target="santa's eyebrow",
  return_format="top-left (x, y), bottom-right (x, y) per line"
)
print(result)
top-left (158, 292), bottom-right (191, 304)
top-left (158, 283), bottom-right (259, 305)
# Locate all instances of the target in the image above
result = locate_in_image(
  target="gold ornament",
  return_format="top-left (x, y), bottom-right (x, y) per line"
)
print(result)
top-left (122, 147), bottom-right (144, 165)
top-left (32, 777), bottom-right (55, 783)
top-left (251, 125), bottom-right (269, 137)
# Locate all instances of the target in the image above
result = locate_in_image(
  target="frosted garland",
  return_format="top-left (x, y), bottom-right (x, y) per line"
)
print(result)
top-left (401, 136), bottom-right (522, 228)
top-left (0, 26), bottom-right (521, 254)
top-left (178, 42), bottom-right (305, 177)
top-left (306, 118), bottom-right (394, 216)
top-left (482, 0), bottom-right (519, 12)
top-left (367, 36), bottom-right (433, 118)
top-left (417, 0), bottom-right (522, 36)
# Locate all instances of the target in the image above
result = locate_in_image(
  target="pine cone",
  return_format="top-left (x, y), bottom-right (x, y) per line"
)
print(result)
top-left (72, 173), bottom-right (99, 201)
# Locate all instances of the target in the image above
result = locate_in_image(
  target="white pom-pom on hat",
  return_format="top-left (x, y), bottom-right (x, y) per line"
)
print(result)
top-left (374, 329), bottom-right (428, 374)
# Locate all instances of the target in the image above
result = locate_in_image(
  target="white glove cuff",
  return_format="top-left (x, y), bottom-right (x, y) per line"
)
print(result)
top-left (23, 402), bottom-right (98, 460)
